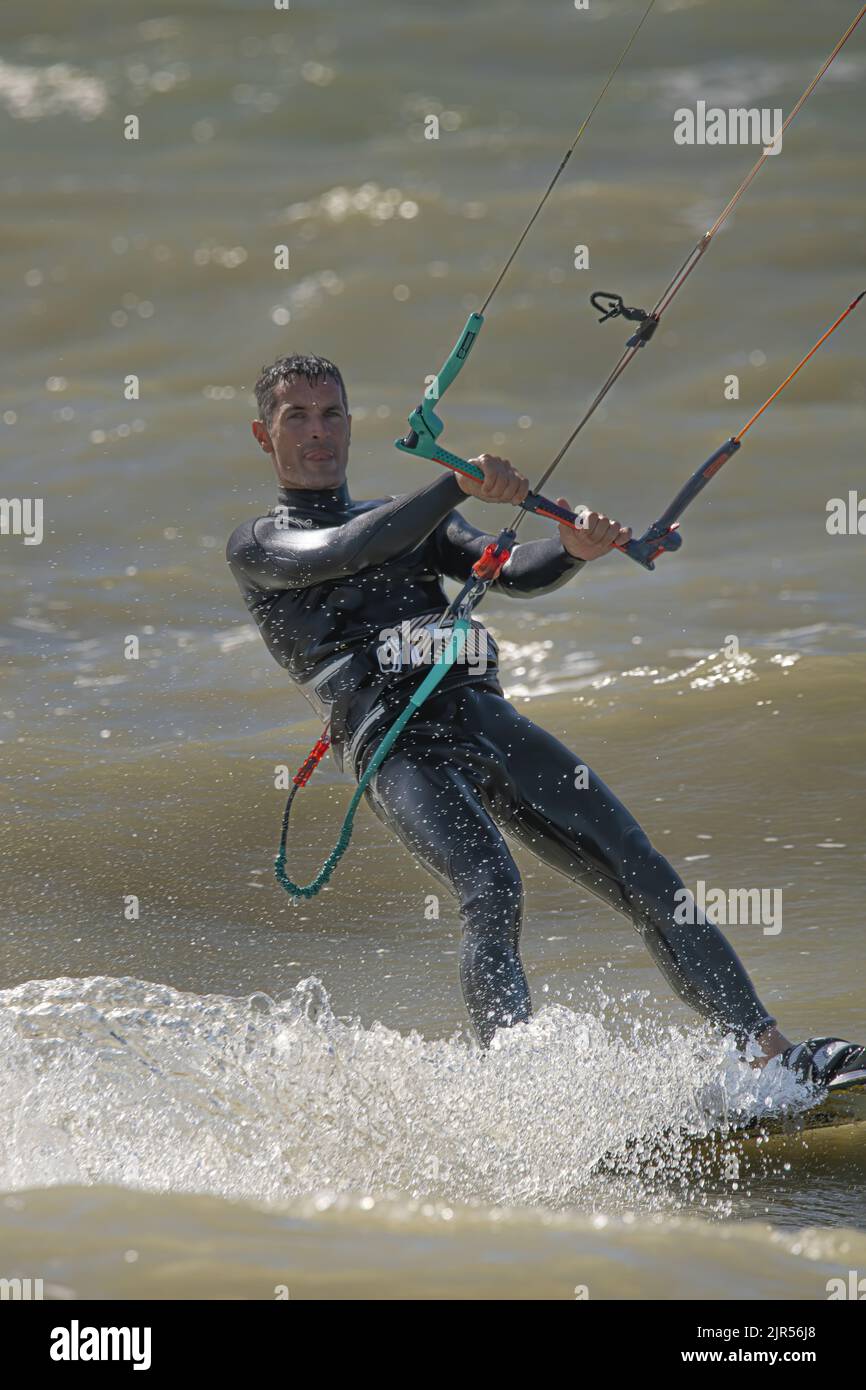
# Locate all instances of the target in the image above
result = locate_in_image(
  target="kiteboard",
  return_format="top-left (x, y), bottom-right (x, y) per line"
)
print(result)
top-left (592, 1078), bottom-right (866, 1177)
top-left (730, 1078), bottom-right (866, 1139)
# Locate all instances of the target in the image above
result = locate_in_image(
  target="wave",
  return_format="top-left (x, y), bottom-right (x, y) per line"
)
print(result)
top-left (0, 974), bottom-right (824, 1208)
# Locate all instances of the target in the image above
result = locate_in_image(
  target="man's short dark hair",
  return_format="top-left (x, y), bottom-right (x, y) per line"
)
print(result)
top-left (254, 353), bottom-right (348, 429)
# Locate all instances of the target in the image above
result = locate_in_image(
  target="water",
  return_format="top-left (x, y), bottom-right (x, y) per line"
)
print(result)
top-left (2, 0), bottom-right (865, 1298)
top-left (3, 976), bottom-right (865, 1298)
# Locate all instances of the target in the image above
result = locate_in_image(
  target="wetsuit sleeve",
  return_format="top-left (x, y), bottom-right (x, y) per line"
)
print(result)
top-left (433, 506), bottom-right (586, 597)
top-left (227, 472), bottom-right (465, 591)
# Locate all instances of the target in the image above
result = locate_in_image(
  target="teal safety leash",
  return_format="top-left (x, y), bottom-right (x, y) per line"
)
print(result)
top-left (274, 530), bottom-right (515, 900)
top-left (274, 618), bottom-right (471, 900)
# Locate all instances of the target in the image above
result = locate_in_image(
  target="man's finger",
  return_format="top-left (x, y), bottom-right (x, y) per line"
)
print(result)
top-left (487, 464), bottom-right (509, 499)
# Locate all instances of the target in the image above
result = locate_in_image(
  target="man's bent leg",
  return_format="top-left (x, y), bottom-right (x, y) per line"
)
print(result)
top-left (363, 744), bottom-right (531, 1046)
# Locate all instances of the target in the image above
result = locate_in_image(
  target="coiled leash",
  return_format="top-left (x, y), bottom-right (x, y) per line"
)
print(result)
top-left (274, 535), bottom-right (513, 901)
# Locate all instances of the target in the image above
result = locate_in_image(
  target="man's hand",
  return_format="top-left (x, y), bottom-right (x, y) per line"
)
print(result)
top-left (456, 454), bottom-right (530, 505)
top-left (455, 461), bottom-right (630, 562)
top-left (557, 497), bottom-right (632, 561)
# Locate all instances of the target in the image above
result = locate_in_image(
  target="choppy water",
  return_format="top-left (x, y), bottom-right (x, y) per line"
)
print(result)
top-left (1, 0), bottom-right (864, 1298)
top-left (2, 975), bottom-right (866, 1298)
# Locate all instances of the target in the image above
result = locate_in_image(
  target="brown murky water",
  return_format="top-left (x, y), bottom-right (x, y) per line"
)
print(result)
top-left (2, 0), bottom-right (864, 1297)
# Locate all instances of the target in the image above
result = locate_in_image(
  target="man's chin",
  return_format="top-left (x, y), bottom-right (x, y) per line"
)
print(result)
top-left (295, 458), bottom-right (346, 486)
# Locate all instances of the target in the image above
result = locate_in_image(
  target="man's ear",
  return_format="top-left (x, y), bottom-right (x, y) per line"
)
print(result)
top-left (252, 419), bottom-right (274, 455)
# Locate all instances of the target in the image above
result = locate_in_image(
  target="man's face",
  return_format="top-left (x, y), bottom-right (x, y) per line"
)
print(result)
top-left (252, 374), bottom-right (351, 489)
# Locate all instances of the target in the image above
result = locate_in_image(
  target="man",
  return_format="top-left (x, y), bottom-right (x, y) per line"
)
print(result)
top-left (227, 352), bottom-right (865, 1093)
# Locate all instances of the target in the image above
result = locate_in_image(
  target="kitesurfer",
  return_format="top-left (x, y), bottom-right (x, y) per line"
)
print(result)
top-left (226, 353), bottom-right (865, 1092)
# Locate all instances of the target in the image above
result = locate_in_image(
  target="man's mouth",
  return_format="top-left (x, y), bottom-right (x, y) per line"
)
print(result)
top-left (305, 450), bottom-right (334, 461)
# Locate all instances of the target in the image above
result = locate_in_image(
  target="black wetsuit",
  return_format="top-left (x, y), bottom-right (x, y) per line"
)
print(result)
top-left (227, 474), bottom-right (776, 1048)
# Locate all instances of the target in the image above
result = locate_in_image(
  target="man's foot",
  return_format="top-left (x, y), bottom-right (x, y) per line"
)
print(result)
top-left (749, 1023), bottom-right (792, 1070)
top-left (778, 1037), bottom-right (866, 1093)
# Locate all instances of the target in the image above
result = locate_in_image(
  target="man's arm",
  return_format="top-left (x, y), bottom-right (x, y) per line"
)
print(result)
top-left (434, 507), bottom-right (586, 598)
top-left (227, 471), bottom-right (464, 591)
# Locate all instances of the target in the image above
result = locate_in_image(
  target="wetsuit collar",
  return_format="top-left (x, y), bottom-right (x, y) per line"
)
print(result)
top-left (277, 481), bottom-right (352, 512)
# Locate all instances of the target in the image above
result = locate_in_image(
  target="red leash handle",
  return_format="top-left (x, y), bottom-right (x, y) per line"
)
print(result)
top-left (293, 733), bottom-right (331, 787)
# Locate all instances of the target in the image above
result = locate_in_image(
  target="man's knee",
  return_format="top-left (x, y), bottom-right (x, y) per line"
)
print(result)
top-left (455, 853), bottom-right (523, 936)
top-left (620, 819), bottom-right (653, 860)
top-left (613, 820), bottom-right (680, 902)
top-left (460, 853), bottom-right (521, 901)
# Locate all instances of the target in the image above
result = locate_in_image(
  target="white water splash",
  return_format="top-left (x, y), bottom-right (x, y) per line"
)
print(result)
top-left (0, 976), bottom-right (817, 1211)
